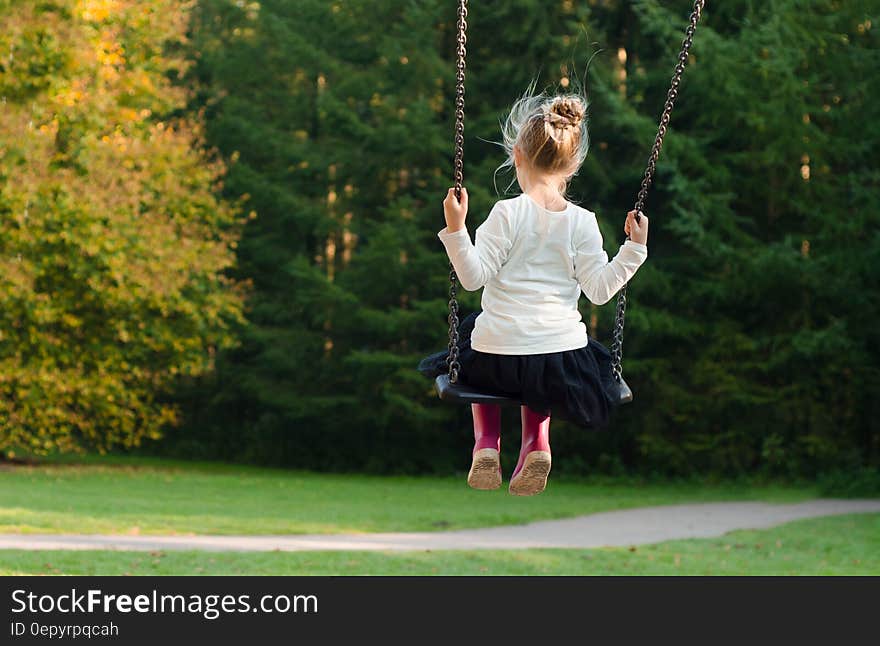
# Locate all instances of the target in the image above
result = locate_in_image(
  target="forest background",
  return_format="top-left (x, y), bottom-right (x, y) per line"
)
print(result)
top-left (1, 0), bottom-right (877, 481)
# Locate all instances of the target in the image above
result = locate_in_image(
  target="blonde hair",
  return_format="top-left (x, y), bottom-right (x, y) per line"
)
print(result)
top-left (496, 81), bottom-right (589, 194)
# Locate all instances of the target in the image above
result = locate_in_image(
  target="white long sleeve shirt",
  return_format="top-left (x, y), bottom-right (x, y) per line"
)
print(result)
top-left (437, 193), bottom-right (648, 355)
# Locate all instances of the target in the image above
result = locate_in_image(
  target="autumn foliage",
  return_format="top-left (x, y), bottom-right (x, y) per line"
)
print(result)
top-left (0, 0), bottom-right (247, 455)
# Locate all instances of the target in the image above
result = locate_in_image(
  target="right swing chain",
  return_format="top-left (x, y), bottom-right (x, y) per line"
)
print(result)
top-left (610, 0), bottom-right (706, 386)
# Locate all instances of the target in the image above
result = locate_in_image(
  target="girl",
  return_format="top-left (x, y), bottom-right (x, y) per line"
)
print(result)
top-left (433, 89), bottom-right (649, 496)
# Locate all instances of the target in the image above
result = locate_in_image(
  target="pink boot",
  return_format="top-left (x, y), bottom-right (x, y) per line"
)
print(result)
top-left (509, 406), bottom-right (551, 496)
top-left (468, 403), bottom-right (502, 490)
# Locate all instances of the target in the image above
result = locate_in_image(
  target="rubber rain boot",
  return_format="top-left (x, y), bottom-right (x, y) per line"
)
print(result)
top-left (509, 405), bottom-right (551, 496)
top-left (468, 403), bottom-right (502, 490)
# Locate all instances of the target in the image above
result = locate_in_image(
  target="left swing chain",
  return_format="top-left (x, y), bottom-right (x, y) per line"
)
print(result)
top-left (446, 0), bottom-right (468, 383)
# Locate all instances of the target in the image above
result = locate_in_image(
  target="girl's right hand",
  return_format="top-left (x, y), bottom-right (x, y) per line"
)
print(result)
top-left (443, 187), bottom-right (468, 232)
top-left (624, 210), bottom-right (649, 245)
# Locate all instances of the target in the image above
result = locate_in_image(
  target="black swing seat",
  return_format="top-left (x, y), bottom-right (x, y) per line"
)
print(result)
top-left (434, 374), bottom-right (634, 406)
top-left (434, 374), bottom-right (520, 406)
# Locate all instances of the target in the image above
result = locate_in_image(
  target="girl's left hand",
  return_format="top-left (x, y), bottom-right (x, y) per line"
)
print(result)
top-left (443, 187), bottom-right (468, 232)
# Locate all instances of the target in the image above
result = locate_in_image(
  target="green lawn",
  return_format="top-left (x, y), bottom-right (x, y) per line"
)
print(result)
top-left (0, 455), bottom-right (820, 535)
top-left (1, 514), bottom-right (876, 575)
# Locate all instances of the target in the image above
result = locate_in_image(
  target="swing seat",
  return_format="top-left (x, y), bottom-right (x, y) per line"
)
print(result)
top-left (434, 374), bottom-right (521, 406)
top-left (434, 374), bottom-right (634, 406)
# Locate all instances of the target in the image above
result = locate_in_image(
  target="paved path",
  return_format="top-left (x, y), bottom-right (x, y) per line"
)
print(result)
top-left (2, 500), bottom-right (878, 552)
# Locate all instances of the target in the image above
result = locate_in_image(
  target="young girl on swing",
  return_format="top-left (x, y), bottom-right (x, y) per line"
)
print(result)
top-left (435, 89), bottom-right (649, 496)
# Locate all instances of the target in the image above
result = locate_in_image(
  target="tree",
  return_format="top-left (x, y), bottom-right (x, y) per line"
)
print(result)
top-left (0, 0), bottom-right (246, 456)
top-left (587, 0), bottom-right (880, 475)
top-left (174, 0), bottom-right (879, 477)
top-left (170, 0), bottom-right (588, 471)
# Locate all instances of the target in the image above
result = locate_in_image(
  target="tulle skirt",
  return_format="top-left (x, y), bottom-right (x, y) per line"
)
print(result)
top-left (418, 311), bottom-right (620, 429)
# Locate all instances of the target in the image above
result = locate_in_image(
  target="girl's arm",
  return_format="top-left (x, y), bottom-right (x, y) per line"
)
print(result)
top-left (574, 212), bottom-right (648, 305)
top-left (438, 201), bottom-right (512, 291)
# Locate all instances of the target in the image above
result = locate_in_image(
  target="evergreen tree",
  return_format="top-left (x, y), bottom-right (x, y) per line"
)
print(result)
top-left (605, 0), bottom-right (880, 475)
top-left (172, 0), bottom-right (588, 471)
top-left (173, 0), bottom-right (879, 476)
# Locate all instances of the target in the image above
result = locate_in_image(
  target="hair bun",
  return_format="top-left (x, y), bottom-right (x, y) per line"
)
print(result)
top-left (545, 97), bottom-right (585, 130)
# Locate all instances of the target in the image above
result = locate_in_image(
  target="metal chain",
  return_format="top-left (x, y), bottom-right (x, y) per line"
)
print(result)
top-left (446, 0), bottom-right (468, 383)
top-left (610, 0), bottom-right (705, 385)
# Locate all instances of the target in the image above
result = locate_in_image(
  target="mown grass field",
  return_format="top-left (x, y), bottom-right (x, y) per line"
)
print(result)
top-left (0, 455), bottom-right (821, 535)
top-left (1, 514), bottom-right (876, 575)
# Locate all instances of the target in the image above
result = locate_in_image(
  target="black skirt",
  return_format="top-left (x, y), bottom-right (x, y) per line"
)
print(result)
top-left (418, 311), bottom-right (620, 429)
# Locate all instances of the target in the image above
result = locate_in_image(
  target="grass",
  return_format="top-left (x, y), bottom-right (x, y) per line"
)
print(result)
top-left (0, 454), bottom-right (822, 536)
top-left (1, 514), bottom-right (876, 575)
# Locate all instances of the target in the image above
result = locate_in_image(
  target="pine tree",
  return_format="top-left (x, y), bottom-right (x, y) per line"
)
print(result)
top-left (587, 0), bottom-right (880, 474)
top-left (174, 0), bottom-right (590, 471)
top-left (176, 0), bottom-right (880, 476)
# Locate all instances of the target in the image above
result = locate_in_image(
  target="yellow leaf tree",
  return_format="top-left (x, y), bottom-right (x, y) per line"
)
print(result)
top-left (0, 0), bottom-right (248, 456)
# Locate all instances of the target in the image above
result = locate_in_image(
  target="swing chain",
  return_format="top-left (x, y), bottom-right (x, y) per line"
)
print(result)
top-left (447, 264), bottom-right (461, 382)
top-left (446, 0), bottom-right (468, 383)
top-left (610, 0), bottom-right (705, 385)
top-left (453, 0), bottom-right (467, 201)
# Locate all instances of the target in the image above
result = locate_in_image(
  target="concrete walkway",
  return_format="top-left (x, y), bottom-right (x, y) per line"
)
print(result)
top-left (2, 500), bottom-right (878, 553)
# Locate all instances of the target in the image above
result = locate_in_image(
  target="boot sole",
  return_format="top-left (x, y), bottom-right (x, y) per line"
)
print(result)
top-left (467, 448), bottom-right (502, 490)
top-left (509, 451), bottom-right (552, 496)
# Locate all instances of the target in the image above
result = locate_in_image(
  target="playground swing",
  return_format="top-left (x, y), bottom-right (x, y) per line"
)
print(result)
top-left (434, 0), bottom-right (706, 407)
